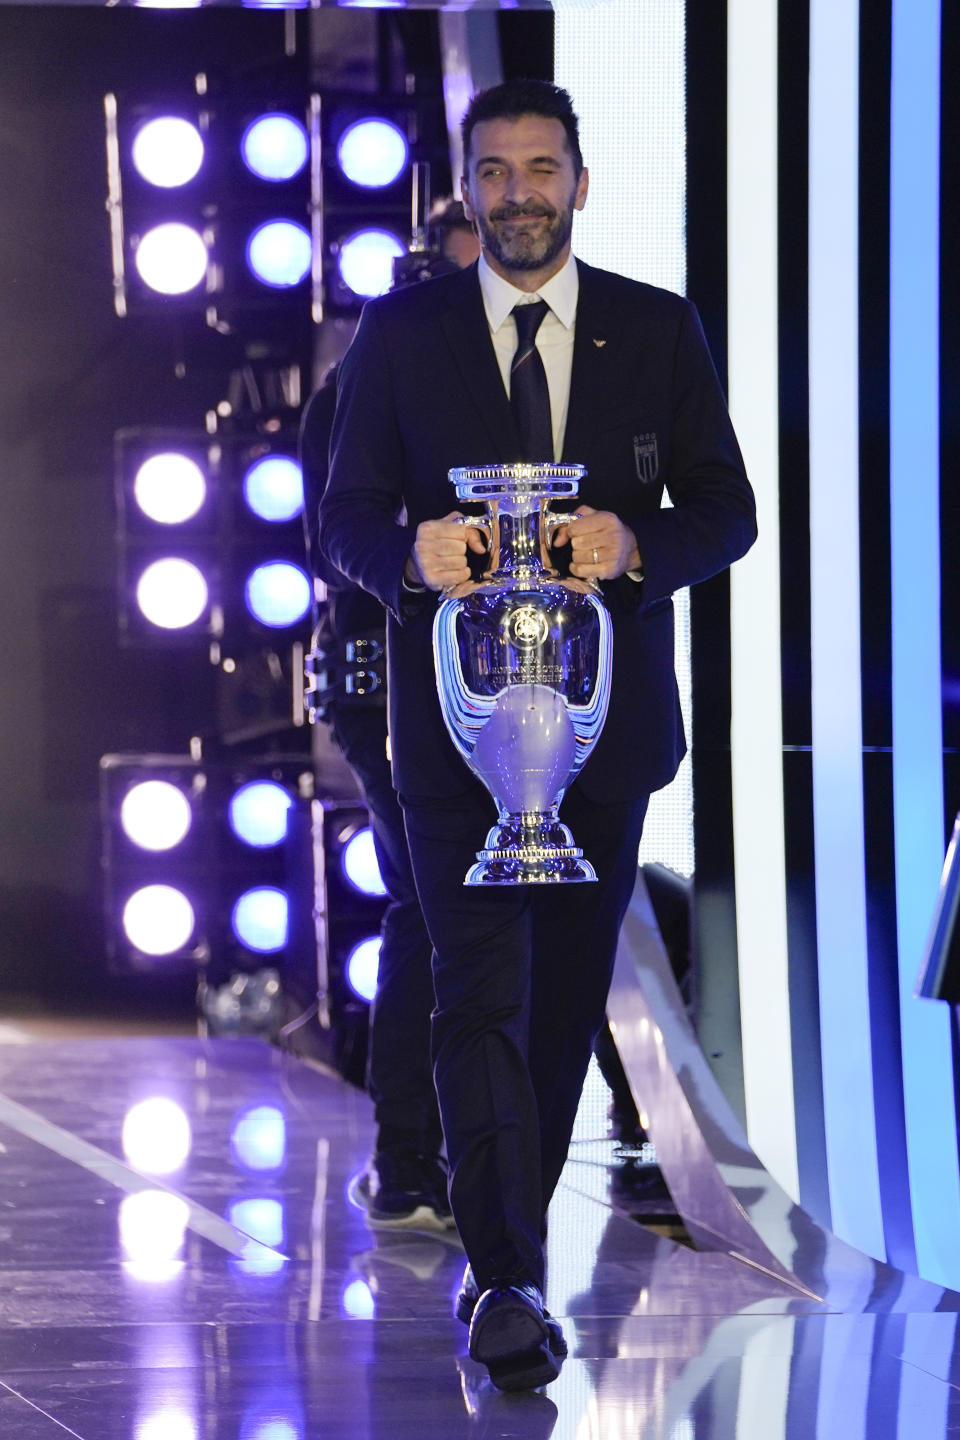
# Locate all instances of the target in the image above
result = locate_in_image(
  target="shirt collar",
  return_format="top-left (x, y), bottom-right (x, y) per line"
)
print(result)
top-left (477, 251), bottom-right (579, 333)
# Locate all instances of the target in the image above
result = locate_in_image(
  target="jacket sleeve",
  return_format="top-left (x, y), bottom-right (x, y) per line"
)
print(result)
top-left (627, 300), bottom-right (756, 607)
top-left (318, 302), bottom-right (419, 623)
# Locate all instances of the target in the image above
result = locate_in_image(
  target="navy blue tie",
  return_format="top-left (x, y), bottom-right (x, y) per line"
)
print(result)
top-left (510, 300), bottom-right (553, 462)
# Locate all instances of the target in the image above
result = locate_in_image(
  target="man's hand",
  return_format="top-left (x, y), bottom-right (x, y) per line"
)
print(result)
top-left (406, 511), bottom-right (488, 591)
top-left (550, 504), bottom-right (641, 580)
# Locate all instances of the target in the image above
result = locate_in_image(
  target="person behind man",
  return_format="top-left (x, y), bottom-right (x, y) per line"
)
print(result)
top-left (320, 79), bottom-right (756, 1391)
top-left (300, 201), bottom-right (480, 1234)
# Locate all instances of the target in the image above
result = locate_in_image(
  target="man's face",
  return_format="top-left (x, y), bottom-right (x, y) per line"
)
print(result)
top-left (461, 115), bottom-right (588, 282)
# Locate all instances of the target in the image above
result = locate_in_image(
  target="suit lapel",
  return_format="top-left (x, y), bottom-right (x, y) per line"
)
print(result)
top-left (562, 260), bottom-right (617, 464)
top-left (439, 265), bottom-right (519, 458)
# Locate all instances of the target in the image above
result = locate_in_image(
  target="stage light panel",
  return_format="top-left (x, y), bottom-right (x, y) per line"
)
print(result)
top-left (337, 229), bottom-right (406, 299)
top-left (228, 780), bottom-right (292, 848)
top-left (245, 220), bottom-right (312, 289)
top-left (243, 561), bottom-right (311, 628)
top-left (135, 557), bottom-right (209, 630)
top-left (131, 117), bottom-right (204, 188)
top-left (346, 936), bottom-right (381, 1003)
top-left (134, 222), bottom-right (209, 295)
top-left (133, 452), bottom-right (207, 525)
top-left (120, 780), bottom-right (193, 851)
top-left (242, 455), bottom-right (303, 523)
top-left (341, 826), bottom-right (386, 897)
top-left (122, 884), bottom-right (196, 956)
top-left (231, 886), bottom-right (289, 952)
top-left (241, 114), bottom-right (309, 182)
top-left (337, 118), bottom-right (409, 189)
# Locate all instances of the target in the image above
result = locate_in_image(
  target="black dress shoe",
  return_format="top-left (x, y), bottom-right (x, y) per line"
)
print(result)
top-left (455, 1266), bottom-right (568, 1357)
top-left (467, 1282), bottom-right (565, 1392)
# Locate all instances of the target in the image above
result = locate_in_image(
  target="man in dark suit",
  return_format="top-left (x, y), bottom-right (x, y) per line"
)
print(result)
top-left (320, 79), bottom-right (756, 1390)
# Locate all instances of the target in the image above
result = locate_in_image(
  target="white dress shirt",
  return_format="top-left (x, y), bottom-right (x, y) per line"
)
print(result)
top-left (476, 251), bottom-right (579, 462)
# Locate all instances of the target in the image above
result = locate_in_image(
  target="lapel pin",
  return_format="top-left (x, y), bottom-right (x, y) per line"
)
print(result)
top-left (593, 337), bottom-right (606, 348)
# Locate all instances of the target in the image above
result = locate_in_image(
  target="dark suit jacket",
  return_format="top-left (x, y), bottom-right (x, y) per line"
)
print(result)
top-left (319, 259), bottom-right (756, 804)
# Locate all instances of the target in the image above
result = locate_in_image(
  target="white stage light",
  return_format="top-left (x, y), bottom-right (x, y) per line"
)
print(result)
top-left (135, 223), bottom-right (208, 295)
top-left (135, 558), bottom-right (208, 630)
top-left (341, 827), bottom-right (386, 897)
top-left (228, 781), bottom-right (292, 848)
top-left (122, 884), bottom-right (196, 956)
top-left (120, 780), bottom-right (192, 851)
top-left (246, 221), bottom-right (312, 288)
top-left (132, 118), bottom-right (204, 188)
top-left (346, 937), bottom-right (381, 1003)
top-left (133, 453), bottom-right (206, 525)
top-left (232, 887), bottom-right (289, 952)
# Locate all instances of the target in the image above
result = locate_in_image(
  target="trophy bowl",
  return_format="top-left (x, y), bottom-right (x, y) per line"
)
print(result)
top-left (432, 463), bottom-right (613, 885)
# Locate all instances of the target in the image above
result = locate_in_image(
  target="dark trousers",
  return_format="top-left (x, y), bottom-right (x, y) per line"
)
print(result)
top-left (329, 705), bottom-right (442, 1157)
top-left (402, 778), bottom-right (648, 1292)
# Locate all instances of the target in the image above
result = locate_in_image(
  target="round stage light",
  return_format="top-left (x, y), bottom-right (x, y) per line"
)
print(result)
top-left (241, 113), bottom-right (309, 181)
top-left (228, 781), bottom-right (292, 848)
top-left (337, 229), bottom-right (406, 299)
top-left (135, 557), bottom-right (208, 630)
top-left (134, 223), bottom-right (208, 295)
top-left (122, 885), bottom-right (196, 956)
top-left (341, 826), bottom-right (387, 897)
top-left (337, 119), bottom-right (408, 187)
top-left (244, 562), bottom-right (311, 628)
top-left (120, 780), bottom-right (193, 851)
top-left (243, 455), bottom-right (304, 522)
top-left (232, 887), bottom-right (289, 952)
top-left (131, 117), bottom-right (204, 188)
top-left (346, 936), bottom-right (381, 1003)
top-left (246, 221), bottom-right (312, 288)
top-left (133, 452), bottom-right (207, 525)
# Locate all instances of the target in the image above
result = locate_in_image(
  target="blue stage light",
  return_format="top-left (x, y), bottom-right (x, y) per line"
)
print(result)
top-left (346, 936), bottom-right (381, 1003)
top-left (337, 118), bottom-right (408, 189)
top-left (133, 452), bottom-right (207, 524)
top-left (244, 561), bottom-right (311, 628)
top-left (135, 222), bottom-right (208, 295)
top-left (243, 456), bottom-right (304, 522)
top-left (228, 781), bottom-right (292, 848)
top-left (341, 826), bottom-right (387, 897)
top-left (131, 117), bottom-right (204, 188)
top-left (337, 229), bottom-right (405, 299)
top-left (232, 887), bottom-right (289, 952)
top-left (120, 780), bottom-right (193, 851)
top-left (241, 114), bottom-right (309, 182)
top-left (246, 221), bottom-right (312, 288)
top-left (135, 557), bottom-right (209, 630)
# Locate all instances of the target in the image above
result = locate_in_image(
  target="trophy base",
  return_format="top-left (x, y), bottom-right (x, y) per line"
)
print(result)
top-left (464, 817), bottom-right (598, 886)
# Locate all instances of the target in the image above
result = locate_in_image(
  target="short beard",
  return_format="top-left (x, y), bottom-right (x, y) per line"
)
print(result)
top-left (477, 201), bottom-right (575, 273)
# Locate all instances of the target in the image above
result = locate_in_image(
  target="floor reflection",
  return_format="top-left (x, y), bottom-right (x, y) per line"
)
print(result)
top-left (1, 1035), bottom-right (959, 1438)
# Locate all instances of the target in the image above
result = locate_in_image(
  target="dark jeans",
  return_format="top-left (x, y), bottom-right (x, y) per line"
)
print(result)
top-left (401, 778), bottom-right (648, 1291)
top-left (328, 705), bottom-right (442, 1158)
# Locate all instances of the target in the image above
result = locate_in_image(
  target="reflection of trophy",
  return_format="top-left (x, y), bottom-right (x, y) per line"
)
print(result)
top-left (432, 463), bottom-right (613, 885)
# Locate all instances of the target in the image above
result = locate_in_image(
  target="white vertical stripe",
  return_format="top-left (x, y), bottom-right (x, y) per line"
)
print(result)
top-left (555, 0), bottom-right (693, 883)
top-left (808, 0), bottom-right (885, 1258)
top-left (890, 0), bottom-right (960, 1287)
top-left (728, 0), bottom-right (798, 1200)
top-left (735, 1318), bottom-right (795, 1440)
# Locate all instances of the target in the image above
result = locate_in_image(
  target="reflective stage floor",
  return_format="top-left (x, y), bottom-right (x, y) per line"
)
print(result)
top-left (1, 1031), bottom-right (959, 1439)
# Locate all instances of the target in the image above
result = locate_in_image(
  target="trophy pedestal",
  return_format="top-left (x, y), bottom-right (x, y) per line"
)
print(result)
top-left (465, 813), bottom-right (597, 886)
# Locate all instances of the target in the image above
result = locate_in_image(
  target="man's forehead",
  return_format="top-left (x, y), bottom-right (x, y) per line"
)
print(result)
top-left (468, 114), bottom-right (572, 162)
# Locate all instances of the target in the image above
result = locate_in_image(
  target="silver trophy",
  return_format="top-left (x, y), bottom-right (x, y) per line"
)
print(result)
top-left (432, 463), bottom-right (613, 885)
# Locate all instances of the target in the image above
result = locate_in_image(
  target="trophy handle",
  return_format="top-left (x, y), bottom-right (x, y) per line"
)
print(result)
top-left (541, 505), bottom-right (580, 571)
top-left (453, 505), bottom-right (498, 577)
